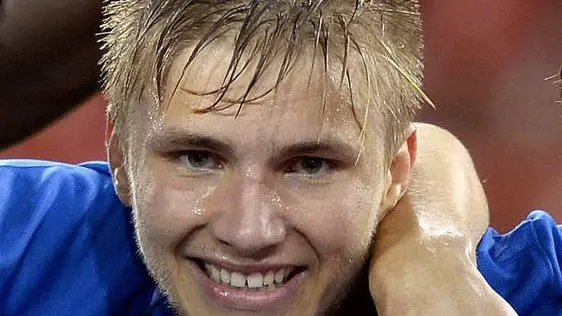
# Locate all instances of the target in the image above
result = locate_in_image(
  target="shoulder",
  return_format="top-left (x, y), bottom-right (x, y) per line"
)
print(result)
top-left (0, 160), bottom-right (155, 315)
top-left (477, 210), bottom-right (562, 315)
top-left (0, 159), bottom-right (113, 184)
top-left (0, 160), bottom-right (119, 241)
top-left (0, 159), bottom-right (114, 205)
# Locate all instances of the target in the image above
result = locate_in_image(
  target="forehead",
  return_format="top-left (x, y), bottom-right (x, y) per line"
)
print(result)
top-left (135, 40), bottom-right (384, 158)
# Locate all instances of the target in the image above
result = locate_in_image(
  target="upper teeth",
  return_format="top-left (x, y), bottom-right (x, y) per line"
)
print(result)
top-left (204, 263), bottom-right (293, 289)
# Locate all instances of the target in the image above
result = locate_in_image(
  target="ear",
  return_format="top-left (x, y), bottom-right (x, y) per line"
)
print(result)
top-left (380, 125), bottom-right (417, 213)
top-left (106, 118), bottom-right (132, 206)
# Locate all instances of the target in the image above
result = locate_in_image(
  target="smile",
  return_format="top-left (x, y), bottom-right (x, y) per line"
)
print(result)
top-left (203, 263), bottom-right (295, 290)
top-left (190, 259), bottom-right (308, 311)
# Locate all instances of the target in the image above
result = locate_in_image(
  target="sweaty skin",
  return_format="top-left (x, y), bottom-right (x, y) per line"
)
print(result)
top-left (108, 42), bottom-right (517, 315)
top-left (109, 44), bottom-right (413, 315)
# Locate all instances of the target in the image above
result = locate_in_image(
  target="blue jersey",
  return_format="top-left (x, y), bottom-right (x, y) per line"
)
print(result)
top-left (0, 160), bottom-right (159, 315)
top-left (0, 160), bottom-right (560, 315)
top-left (478, 211), bottom-right (562, 315)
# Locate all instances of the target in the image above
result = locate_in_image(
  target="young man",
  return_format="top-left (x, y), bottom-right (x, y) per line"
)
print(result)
top-left (0, 0), bottom-right (559, 315)
top-left (99, 0), bottom-right (517, 314)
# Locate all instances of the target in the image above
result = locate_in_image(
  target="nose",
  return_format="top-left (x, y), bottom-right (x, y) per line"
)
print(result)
top-left (210, 170), bottom-right (286, 257)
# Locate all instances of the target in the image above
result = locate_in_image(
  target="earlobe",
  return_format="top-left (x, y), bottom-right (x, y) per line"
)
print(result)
top-left (106, 118), bottom-right (132, 206)
top-left (381, 126), bottom-right (417, 212)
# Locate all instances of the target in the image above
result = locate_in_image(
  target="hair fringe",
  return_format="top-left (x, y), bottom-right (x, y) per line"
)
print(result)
top-left (101, 0), bottom-right (425, 157)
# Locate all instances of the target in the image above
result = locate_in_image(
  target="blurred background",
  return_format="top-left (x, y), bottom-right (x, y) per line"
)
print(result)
top-left (1, 0), bottom-right (561, 232)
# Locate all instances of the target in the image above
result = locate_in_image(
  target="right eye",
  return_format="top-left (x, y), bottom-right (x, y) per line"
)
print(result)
top-left (178, 150), bottom-right (223, 172)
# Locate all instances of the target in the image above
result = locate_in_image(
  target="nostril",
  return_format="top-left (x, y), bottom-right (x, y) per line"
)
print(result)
top-left (209, 206), bottom-right (286, 255)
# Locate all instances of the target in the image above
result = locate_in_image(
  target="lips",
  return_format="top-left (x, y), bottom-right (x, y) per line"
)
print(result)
top-left (189, 259), bottom-right (308, 311)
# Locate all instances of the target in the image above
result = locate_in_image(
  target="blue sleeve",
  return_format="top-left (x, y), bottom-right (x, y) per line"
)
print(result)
top-left (0, 160), bottom-right (156, 316)
top-left (477, 210), bottom-right (562, 316)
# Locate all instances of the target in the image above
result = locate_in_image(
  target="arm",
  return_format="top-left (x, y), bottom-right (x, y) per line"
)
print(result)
top-left (0, 0), bottom-right (102, 148)
top-left (370, 123), bottom-right (517, 315)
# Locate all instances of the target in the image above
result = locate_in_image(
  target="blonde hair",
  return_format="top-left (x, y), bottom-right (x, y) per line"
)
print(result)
top-left (100, 0), bottom-right (428, 159)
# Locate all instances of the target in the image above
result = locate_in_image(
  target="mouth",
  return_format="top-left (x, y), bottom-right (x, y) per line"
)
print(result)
top-left (189, 258), bottom-right (308, 311)
top-left (195, 259), bottom-right (306, 290)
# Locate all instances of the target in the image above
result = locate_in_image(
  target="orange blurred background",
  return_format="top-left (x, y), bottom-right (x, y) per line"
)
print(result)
top-left (2, 0), bottom-right (561, 232)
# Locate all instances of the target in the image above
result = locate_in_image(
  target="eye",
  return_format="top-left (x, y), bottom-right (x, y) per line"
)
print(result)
top-left (178, 150), bottom-right (223, 171)
top-left (285, 157), bottom-right (333, 176)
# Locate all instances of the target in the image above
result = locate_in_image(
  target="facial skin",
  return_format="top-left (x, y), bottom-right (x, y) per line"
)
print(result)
top-left (109, 41), bottom-right (415, 315)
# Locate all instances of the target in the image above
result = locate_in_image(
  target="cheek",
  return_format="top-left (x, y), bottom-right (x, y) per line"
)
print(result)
top-left (131, 160), bottom-right (217, 250)
top-left (285, 183), bottom-right (381, 311)
top-left (288, 182), bottom-right (382, 263)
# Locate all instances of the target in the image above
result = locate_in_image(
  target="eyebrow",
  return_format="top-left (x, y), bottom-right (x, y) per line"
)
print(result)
top-left (275, 140), bottom-right (361, 162)
top-left (149, 129), bottom-right (361, 162)
top-left (148, 130), bottom-right (235, 158)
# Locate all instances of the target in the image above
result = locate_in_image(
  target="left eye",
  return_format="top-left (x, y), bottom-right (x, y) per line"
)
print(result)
top-left (285, 157), bottom-right (333, 176)
top-left (178, 150), bottom-right (223, 171)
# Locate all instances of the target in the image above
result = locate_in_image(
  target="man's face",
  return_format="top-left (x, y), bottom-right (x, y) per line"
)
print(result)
top-left (113, 42), bottom-right (412, 315)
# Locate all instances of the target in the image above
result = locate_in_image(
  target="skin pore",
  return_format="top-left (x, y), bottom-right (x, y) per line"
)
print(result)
top-left (109, 40), bottom-right (415, 315)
